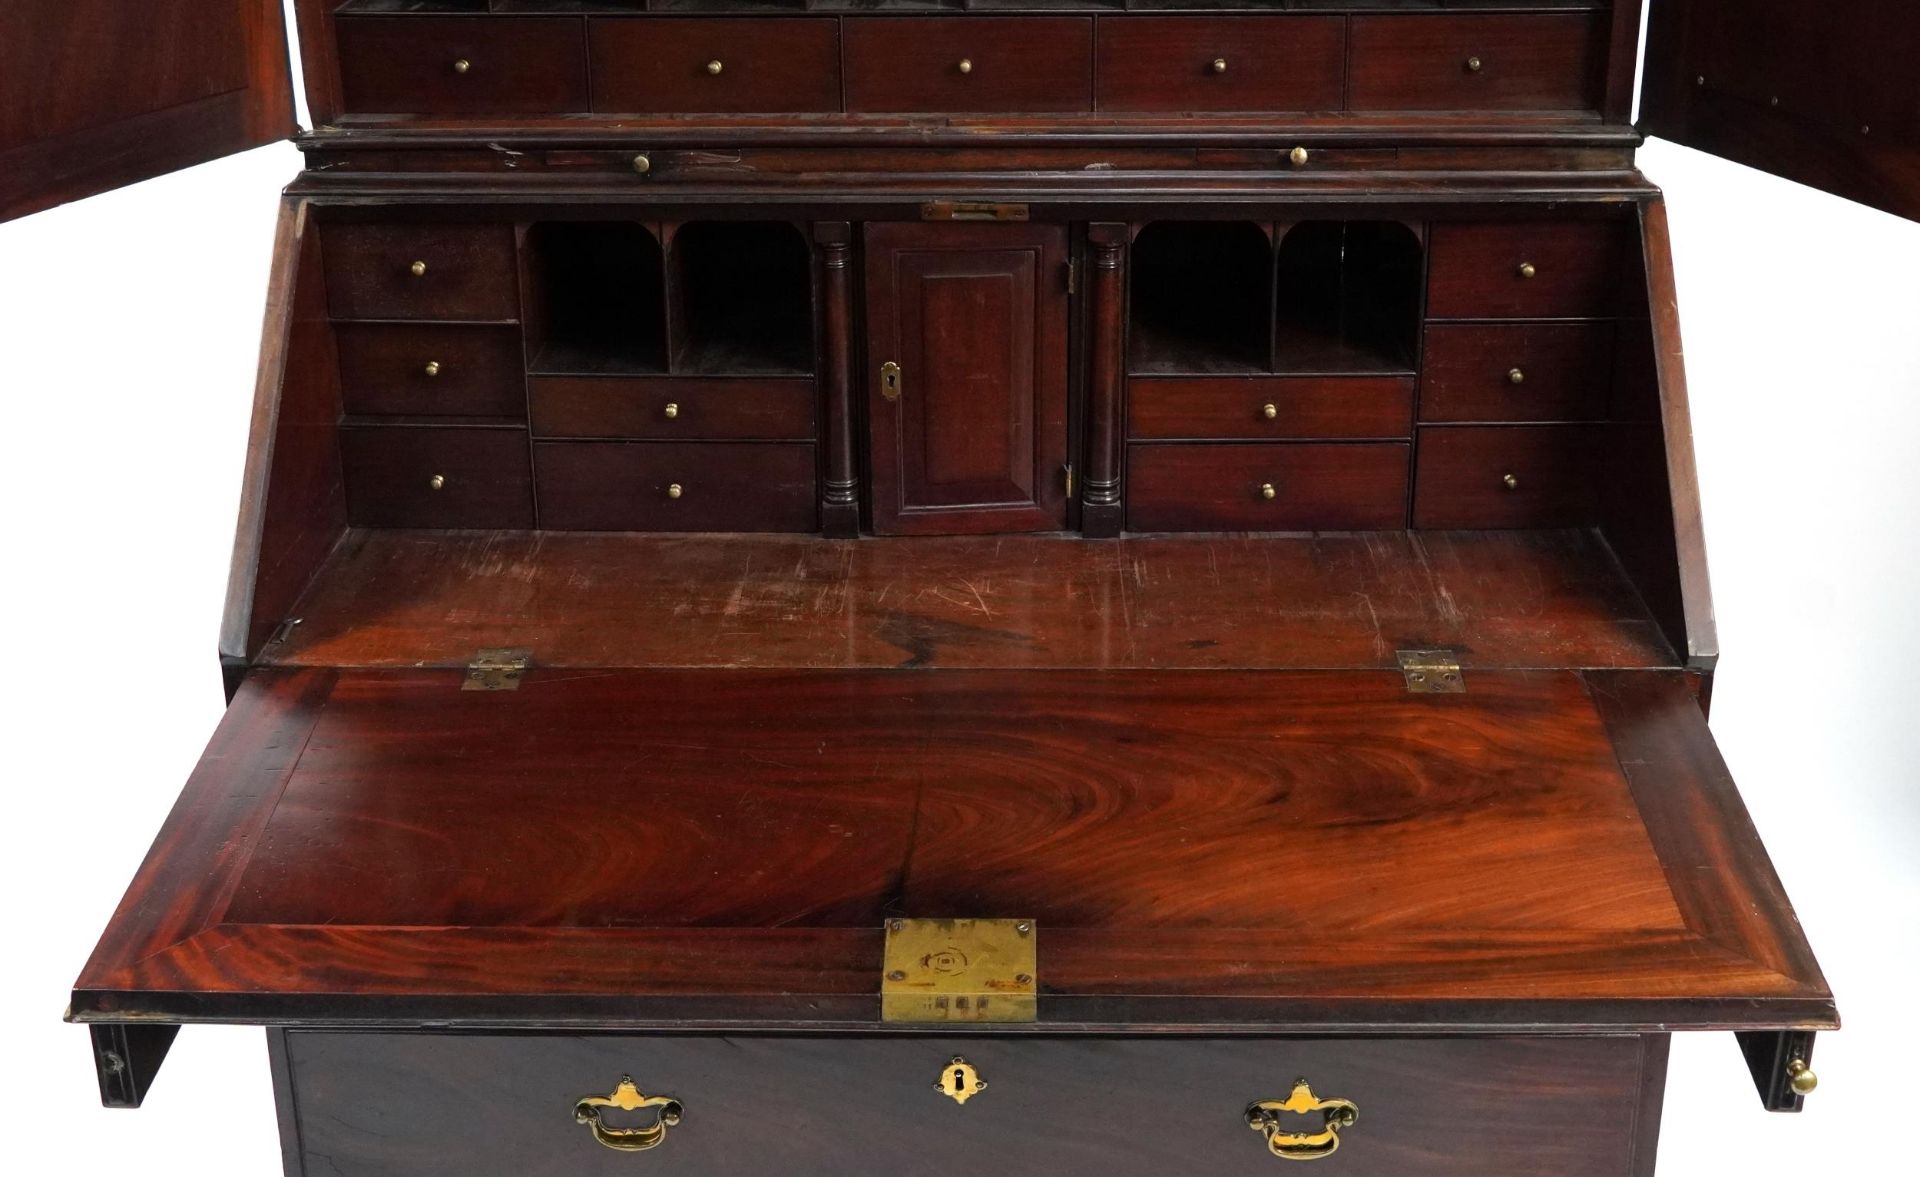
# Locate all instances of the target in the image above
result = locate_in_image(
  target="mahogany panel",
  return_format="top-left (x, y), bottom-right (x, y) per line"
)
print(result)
top-left (1127, 443), bottom-right (1409, 532)
top-left (1095, 17), bottom-right (1345, 115)
top-left (533, 441), bottom-right (817, 532)
top-left (590, 18), bottom-right (841, 115)
top-left (1349, 13), bottom-right (1607, 113)
top-left (339, 425), bottom-right (534, 529)
top-left (1421, 322), bottom-right (1615, 423)
top-left (285, 1032), bottom-right (1648, 1177)
top-left (323, 222), bottom-right (519, 321)
top-left (337, 323), bottom-right (525, 418)
top-left (264, 529), bottom-right (1677, 672)
top-left (844, 18), bottom-right (1094, 114)
top-left (1129, 377), bottom-right (1415, 441)
top-left (1427, 220), bottom-right (1629, 320)
top-left (529, 377), bottom-right (816, 441)
top-left (334, 16), bottom-right (590, 117)
top-left (1413, 425), bottom-right (1602, 529)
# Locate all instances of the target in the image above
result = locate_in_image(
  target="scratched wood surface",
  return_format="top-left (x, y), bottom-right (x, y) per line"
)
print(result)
top-left (263, 528), bottom-right (1674, 671)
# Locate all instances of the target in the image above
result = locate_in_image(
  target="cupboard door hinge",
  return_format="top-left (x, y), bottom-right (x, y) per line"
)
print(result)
top-left (1397, 649), bottom-right (1464, 694)
top-left (1064, 463), bottom-right (1075, 497)
top-left (464, 648), bottom-right (531, 692)
top-left (1066, 258), bottom-right (1079, 295)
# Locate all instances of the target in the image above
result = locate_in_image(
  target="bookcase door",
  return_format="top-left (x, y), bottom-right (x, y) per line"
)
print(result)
top-left (0, 0), bottom-right (295, 222)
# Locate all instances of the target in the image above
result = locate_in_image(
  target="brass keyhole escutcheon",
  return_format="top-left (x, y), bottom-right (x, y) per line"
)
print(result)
top-left (881, 361), bottom-right (903, 402)
top-left (936, 1057), bottom-right (987, 1106)
top-left (1247, 1080), bottom-right (1358, 1161)
top-left (574, 1077), bottom-right (684, 1153)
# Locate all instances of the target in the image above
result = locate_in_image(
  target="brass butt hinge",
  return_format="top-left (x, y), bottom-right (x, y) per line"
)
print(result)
top-left (463, 648), bottom-right (531, 692)
top-left (1065, 258), bottom-right (1079, 295)
top-left (882, 918), bottom-right (1038, 1024)
top-left (1064, 463), bottom-right (1075, 497)
top-left (1397, 649), bottom-right (1464, 694)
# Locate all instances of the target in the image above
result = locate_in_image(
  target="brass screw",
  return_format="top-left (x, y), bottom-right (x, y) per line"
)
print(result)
top-left (452, 59), bottom-right (471, 75)
top-left (887, 970), bottom-right (908, 982)
top-left (423, 361), bottom-right (442, 378)
top-left (1508, 367), bottom-right (1526, 385)
top-left (1015, 973), bottom-right (1034, 985)
top-left (1502, 473), bottom-right (1520, 491)
top-left (1014, 922), bottom-right (1033, 937)
top-left (409, 260), bottom-right (428, 277)
top-left (890, 919), bottom-right (908, 933)
top-left (707, 60), bottom-right (724, 76)
top-left (667, 483), bottom-right (684, 499)
top-left (632, 153), bottom-right (652, 176)
top-left (957, 58), bottom-right (973, 75)
top-left (1787, 1060), bottom-right (1818, 1096)
top-left (664, 402), bottom-right (680, 419)
top-left (1262, 403), bottom-right (1279, 420)
top-left (429, 474), bottom-right (447, 491)
top-left (1517, 262), bottom-right (1538, 279)
top-left (1289, 146), bottom-right (1310, 167)
top-left (1466, 56), bottom-right (1484, 73)
top-left (1212, 58), bottom-right (1228, 75)
top-left (1260, 483), bottom-right (1277, 501)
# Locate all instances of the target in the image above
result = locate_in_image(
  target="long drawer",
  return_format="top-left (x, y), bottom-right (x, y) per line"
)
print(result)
top-left (280, 1031), bottom-right (1651, 1177)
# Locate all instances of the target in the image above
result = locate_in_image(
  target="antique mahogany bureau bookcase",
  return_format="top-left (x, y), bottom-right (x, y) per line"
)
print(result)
top-left (15, 0), bottom-right (1910, 1172)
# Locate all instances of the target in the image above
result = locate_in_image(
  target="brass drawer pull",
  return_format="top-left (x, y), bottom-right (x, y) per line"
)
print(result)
top-left (706, 60), bottom-right (724, 76)
top-left (409, 260), bottom-right (429, 278)
top-left (1262, 402), bottom-right (1279, 420)
top-left (668, 483), bottom-right (685, 500)
top-left (957, 58), bottom-right (973, 75)
top-left (452, 58), bottom-right (471, 76)
top-left (1507, 367), bottom-right (1526, 385)
top-left (1502, 473), bottom-right (1520, 491)
top-left (1212, 58), bottom-right (1229, 74)
top-left (1260, 483), bottom-right (1277, 501)
top-left (574, 1076), bottom-right (683, 1153)
top-left (663, 402), bottom-right (680, 420)
top-left (1517, 261), bottom-right (1538, 280)
top-left (1289, 146), bottom-right (1310, 167)
top-left (423, 361), bottom-right (442, 378)
top-left (1247, 1080), bottom-right (1358, 1161)
top-left (428, 474), bottom-right (447, 492)
top-left (1465, 55), bottom-right (1484, 74)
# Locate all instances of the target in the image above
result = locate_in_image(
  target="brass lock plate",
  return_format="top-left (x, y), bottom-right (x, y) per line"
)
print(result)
top-left (882, 918), bottom-right (1037, 1024)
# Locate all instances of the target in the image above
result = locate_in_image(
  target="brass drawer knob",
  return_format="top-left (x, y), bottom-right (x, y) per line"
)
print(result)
top-left (663, 402), bottom-right (680, 420)
top-left (1517, 261), bottom-right (1538, 280)
top-left (1260, 483), bottom-right (1277, 501)
top-left (428, 474), bottom-right (447, 491)
top-left (1788, 1059), bottom-right (1818, 1096)
top-left (1502, 473), bottom-right (1520, 491)
top-left (667, 483), bottom-right (684, 500)
top-left (423, 361), bottom-right (442, 378)
top-left (632, 152), bottom-right (652, 176)
top-left (1507, 367), bottom-right (1526, 385)
top-left (1289, 146), bottom-right (1310, 167)
top-left (575, 1077), bottom-right (682, 1153)
top-left (452, 58), bottom-right (471, 76)
top-left (409, 260), bottom-right (428, 278)
top-left (707, 60), bottom-right (724, 76)
top-left (1466, 55), bottom-right (1484, 73)
top-left (1212, 58), bottom-right (1229, 74)
top-left (1248, 1080), bottom-right (1358, 1161)
top-left (957, 58), bottom-right (973, 75)
top-left (1262, 403), bottom-right (1279, 420)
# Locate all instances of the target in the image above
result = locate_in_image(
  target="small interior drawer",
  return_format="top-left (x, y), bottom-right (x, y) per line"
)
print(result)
top-left (1130, 376), bottom-right (1413, 441)
top-left (1095, 17), bottom-right (1345, 114)
top-left (589, 18), bottom-right (841, 115)
top-left (1349, 13), bottom-right (1606, 113)
top-left (334, 16), bottom-right (590, 117)
top-left (530, 376), bottom-right (817, 441)
top-left (323, 222), bottom-right (519, 322)
top-left (1128, 442), bottom-right (1409, 532)
top-left (340, 425), bottom-right (535, 529)
top-left (844, 17), bottom-right (1094, 114)
top-left (1426, 221), bottom-right (1629, 320)
top-left (1421, 323), bottom-right (1616, 423)
top-left (281, 1031), bottom-right (1648, 1177)
top-left (534, 441), bottom-right (817, 531)
top-left (337, 324), bottom-right (525, 419)
top-left (1413, 425), bottom-right (1602, 529)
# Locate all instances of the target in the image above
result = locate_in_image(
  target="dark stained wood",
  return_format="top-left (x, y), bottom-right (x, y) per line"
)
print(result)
top-left (334, 16), bottom-right (590, 118)
top-left (1421, 323), bottom-right (1615, 423)
top-left (590, 18), bottom-right (841, 116)
top-left (340, 425), bottom-right (534, 529)
top-left (89, 1024), bottom-right (179, 1111)
top-left (285, 1032), bottom-right (1649, 1177)
top-left (1095, 17), bottom-right (1346, 115)
top-left (865, 222), bottom-right (1071, 535)
top-left (1642, 0), bottom-right (1920, 223)
top-left (1349, 13), bottom-right (1608, 114)
top-left (323, 221), bottom-right (520, 322)
top-left (338, 323), bottom-right (525, 419)
top-left (262, 529), bottom-right (1673, 673)
top-left (529, 377), bottom-right (815, 441)
top-left (1427, 220), bottom-right (1630, 320)
top-left (1128, 443), bottom-right (1410, 532)
top-left (843, 18), bottom-right (1094, 115)
top-left (815, 223), bottom-right (861, 537)
top-left (1082, 223), bottom-right (1128, 538)
top-left (533, 441), bottom-right (818, 533)
top-left (72, 667), bottom-right (1831, 1030)
top-left (0, 0), bottom-right (293, 222)
top-left (1413, 425), bottom-right (1602, 529)
top-left (1130, 377), bottom-right (1415, 440)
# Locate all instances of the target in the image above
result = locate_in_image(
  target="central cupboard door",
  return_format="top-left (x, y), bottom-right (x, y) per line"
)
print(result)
top-left (864, 223), bottom-right (1070, 535)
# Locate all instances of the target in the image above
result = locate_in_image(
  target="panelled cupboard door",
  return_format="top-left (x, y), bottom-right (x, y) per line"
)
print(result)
top-left (1642, 0), bottom-right (1920, 222)
top-left (0, 0), bottom-right (295, 222)
top-left (864, 223), bottom-right (1071, 535)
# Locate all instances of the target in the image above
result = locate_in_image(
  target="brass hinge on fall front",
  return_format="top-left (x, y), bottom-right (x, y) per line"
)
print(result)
top-left (463, 648), bottom-right (531, 692)
top-left (1397, 649), bottom-right (1464, 694)
top-left (882, 918), bottom-right (1038, 1024)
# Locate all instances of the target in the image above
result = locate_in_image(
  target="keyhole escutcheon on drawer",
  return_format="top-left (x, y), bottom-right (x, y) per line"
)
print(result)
top-left (935, 1056), bottom-right (987, 1106)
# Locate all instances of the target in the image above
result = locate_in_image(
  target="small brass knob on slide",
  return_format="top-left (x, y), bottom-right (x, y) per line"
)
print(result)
top-left (1502, 473), bottom-right (1520, 491)
top-left (1262, 403), bottom-right (1279, 420)
top-left (1466, 56), bottom-right (1484, 73)
top-left (707, 60), bottom-right (724, 76)
top-left (632, 153), bottom-right (652, 176)
top-left (1289, 146), bottom-right (1310, 167)
top-left (663, 403), bottom-right (680, 420)
top-left (423, 361), bottom-right (442, 378)
top-left (429, 474), bottom-right (447, 491)
top-left (452, 59), bottom-right (471, 75)
top-left (667, 483), bottom-right (684, 500)
top-left (1517, 261), bottom-right (1538, 280)
top-left (1260, 483), bottom-right (1278, 501)
top-left (1508, 367), bottom-right (1526, 385)
top-left (957, 58), bottom-right (973, 75)
top-left (1787, 1059), bottom-right (1818, 1096)
top-left (1212, 58), bottom-right (1229, 74)
top-left (409, 260), bottom-right (428, 278)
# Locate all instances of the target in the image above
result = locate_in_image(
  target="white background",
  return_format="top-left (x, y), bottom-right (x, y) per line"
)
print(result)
top-left (1, 22), bottom-right (1916, 1177)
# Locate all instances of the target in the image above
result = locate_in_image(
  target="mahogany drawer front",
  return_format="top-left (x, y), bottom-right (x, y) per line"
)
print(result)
top-left (530, 376), bottom-right (817, 441)
top-left (1129, 443), bottom-right (1409, 532)
top-left (589, 18), bottom-right (841, 115)
top-left (340, 426), bottom-right (534, 529)
top-left (1095, 17), bottom-right (1345, 114)
top-left (1421, 323), bottom-right (1616, 423)
top-left (1413, 425), bottom-right (1602, 529)
top-left (1349, 13), bottom-right (1606, 113)
top-left (844, 18), bottom-right (1094, 114)
top-left (1129, 377), bottom-right (1414, 441)
top-left (1426, 222), bottom-right (1628, 320)
top-left (282, 1031), bottom-right (1648, 1177)
top-left (334, 17), bottom-right (590, 117)
top-left (324, 223), bottom-right (519, 322)
top-left (338, 324), bottom-right (525, 419)
top-left (535, 441), bottom-right (817, 532)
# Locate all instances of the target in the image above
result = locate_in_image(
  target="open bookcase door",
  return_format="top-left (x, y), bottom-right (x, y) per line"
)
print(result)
top-left (0, 1), bottom-right (295, 223)
top-left (74, 666), bottom-right (1832, 1034)
top-left (1642, 0), bottom-right (1920, 222)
